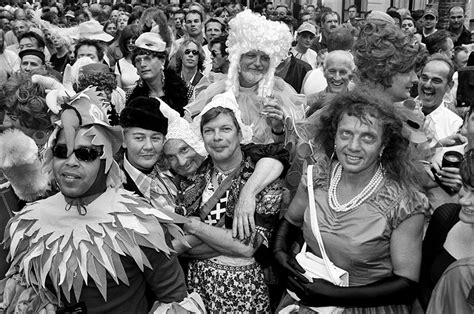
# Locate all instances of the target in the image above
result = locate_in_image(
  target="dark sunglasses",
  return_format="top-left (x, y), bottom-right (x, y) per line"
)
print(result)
top-left (52, 144), bottom-right (101, 162)
top-left (184, 49), bottom-right (199, 56)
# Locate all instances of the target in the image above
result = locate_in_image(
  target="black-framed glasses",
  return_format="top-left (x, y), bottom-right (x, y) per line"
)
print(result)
top-left (184, 49), bottom-right (199, 56)
top-left (53, 144), bottom-right (101, 162)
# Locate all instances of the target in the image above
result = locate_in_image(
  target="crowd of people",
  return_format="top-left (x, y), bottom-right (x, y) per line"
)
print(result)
top-left (0, 0), bottom-right (473, 313)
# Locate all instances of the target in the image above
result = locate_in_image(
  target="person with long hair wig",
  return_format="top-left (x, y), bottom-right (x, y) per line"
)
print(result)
top-left (275, 90), bottom-right (428, 313)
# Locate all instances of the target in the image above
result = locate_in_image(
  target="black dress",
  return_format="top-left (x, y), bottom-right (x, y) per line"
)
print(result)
top-left (419, 203), bottom-right (460, 310)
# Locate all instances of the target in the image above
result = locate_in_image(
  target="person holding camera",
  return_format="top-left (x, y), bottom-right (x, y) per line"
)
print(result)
top-left (419, 54), bottom-right (464, 209)
top-left (419, 135), bottom-right (474, 310)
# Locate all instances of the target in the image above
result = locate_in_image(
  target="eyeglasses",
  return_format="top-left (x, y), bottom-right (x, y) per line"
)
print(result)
top-left (184, 49), bottom-right (199, 56)
top-left (52, 144), bottom-right (101, 162)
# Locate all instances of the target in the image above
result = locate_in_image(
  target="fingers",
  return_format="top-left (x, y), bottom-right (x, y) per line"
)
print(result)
top-left (238, 216), bottom-right (246, 240)
top-left (232, 218), bottom-right (238, 238)
top-left (287, 259), bottom-right (310, 283)
top-left (287, 276), bottom-right (307, 295)
top-left (248, 215), bottom-right (256, 238)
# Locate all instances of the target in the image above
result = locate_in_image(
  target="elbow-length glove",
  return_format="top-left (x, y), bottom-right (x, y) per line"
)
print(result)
top-left (273, 218), bottom-right (307, 282)
top-left (287, 273), bottom-right (417, 308)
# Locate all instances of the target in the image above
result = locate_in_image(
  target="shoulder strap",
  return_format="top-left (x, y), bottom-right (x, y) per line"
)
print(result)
top-left (199, 167), bottom-right (241, 221)
top-left (307, 164), bottom-right (340, 283)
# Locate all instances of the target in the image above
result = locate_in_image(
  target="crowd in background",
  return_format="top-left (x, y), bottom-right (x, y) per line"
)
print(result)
top-left (0, 0), bottom-right (472, 313)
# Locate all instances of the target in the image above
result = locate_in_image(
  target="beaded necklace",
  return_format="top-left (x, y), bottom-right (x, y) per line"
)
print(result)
top-left (328, 162), bottom-right (384, 212)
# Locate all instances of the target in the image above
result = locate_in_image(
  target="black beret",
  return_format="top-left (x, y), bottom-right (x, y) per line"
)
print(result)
top-left (19, 49), bottom-right (45, 64)
top-left (120, 97), bottom-right (168, 135)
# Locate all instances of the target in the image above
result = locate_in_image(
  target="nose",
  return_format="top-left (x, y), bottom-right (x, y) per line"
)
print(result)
top-left (143, 137), bottom-right (153, 150)
top-left (254, 56), bottom-right (264, 69)
top-left (213, 129), bottom-right (223, 141)
top-left (458, 189), bottom-right (473, 206)
top-left (65, 152), bottom-right (80, 167)
top-left (177, 154), bottom-right (187, 166)
top-left (348, 137), bottom-right (361, 151)
top-left (334, 71), bottom-right (341, 80)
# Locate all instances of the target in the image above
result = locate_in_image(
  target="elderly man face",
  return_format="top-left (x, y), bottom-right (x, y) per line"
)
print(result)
top-left (13, 20), bottom-right (29, 39)
top-left (323, 52), bottom-right (354, 93)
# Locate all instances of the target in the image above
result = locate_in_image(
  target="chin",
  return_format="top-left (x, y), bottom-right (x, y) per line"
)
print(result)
top-left (459, 208), bottom-right (474, 225)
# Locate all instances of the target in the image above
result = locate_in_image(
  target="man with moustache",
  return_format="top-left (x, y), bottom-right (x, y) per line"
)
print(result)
top-left (312, 11), bottom-right (340, 52)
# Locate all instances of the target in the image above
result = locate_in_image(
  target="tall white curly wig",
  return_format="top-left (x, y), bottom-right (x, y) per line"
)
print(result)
top-left (226, 10), bottom-right (292, 98)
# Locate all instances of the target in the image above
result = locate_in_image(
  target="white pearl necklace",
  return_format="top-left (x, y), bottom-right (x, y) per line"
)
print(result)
top-left (328, 162), bottom-right (384, 212)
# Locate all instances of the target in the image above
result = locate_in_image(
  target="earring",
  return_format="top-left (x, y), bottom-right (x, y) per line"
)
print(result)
top-left (138, 77), bottom-right (143, 87)
top-left (379, 150), bottom-right (383, 159)
top-left (161, 66), bottom-right (165, 88)
top-left (330, 144), bottom-right (336, 161)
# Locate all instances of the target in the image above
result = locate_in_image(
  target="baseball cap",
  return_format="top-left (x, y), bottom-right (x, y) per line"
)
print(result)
top-left (423, 8), bottom-right (438, 18)
top-left (297, 22), bottom-right (316, 36)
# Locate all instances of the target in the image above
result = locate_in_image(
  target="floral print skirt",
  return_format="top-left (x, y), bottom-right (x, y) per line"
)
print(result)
top-left (187, 259), bottom-right (270, 313)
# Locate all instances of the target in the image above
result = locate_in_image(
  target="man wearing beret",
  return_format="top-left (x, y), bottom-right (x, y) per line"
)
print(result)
top-left (119, 96), bottom-right (177, 210)
top-left (19, 49), bottom-right (46, 74)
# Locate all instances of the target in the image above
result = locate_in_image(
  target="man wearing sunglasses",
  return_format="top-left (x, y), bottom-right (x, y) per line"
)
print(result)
top-left (1, 89), bottom-right (187, 312)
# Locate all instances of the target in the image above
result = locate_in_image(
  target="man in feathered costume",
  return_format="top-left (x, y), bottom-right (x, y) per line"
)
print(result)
top-left (1, 88), bottom-right (189, 313)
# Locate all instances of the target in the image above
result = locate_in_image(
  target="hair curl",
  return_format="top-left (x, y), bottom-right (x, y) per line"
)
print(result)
top-left (3, 72), bottom-right (52, 131)
top-left (77, 71), bottom-right (117, 93)
top-left (354, 21), bottom-right (418, 88)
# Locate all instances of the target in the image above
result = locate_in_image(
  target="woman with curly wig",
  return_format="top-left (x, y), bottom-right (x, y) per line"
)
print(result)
top-left (354, 20), bottom-right (419, 103)
top-left (175, 38), bottom-right (205, 102)
top-left (2, 72), bottom-right (54, 148)
top-left (127, 32), bottom-right (188, 116)
top-left (274, 90), bottom-right (428, 313)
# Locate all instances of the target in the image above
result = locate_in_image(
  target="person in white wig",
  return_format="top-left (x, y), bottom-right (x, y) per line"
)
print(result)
top-left (185, 10), bottom-right (305, 144)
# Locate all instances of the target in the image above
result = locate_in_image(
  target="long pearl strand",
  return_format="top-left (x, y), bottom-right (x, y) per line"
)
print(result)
top-left (328, 162), bottom-right (384, 212)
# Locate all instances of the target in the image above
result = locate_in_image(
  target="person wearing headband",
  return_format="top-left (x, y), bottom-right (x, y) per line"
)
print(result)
top-left (186, 10), bottom-right (305, 144)
top-left (1, 89), bottom-right (187, 312)
top-left (175, 90), bottom-right (283, 312)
